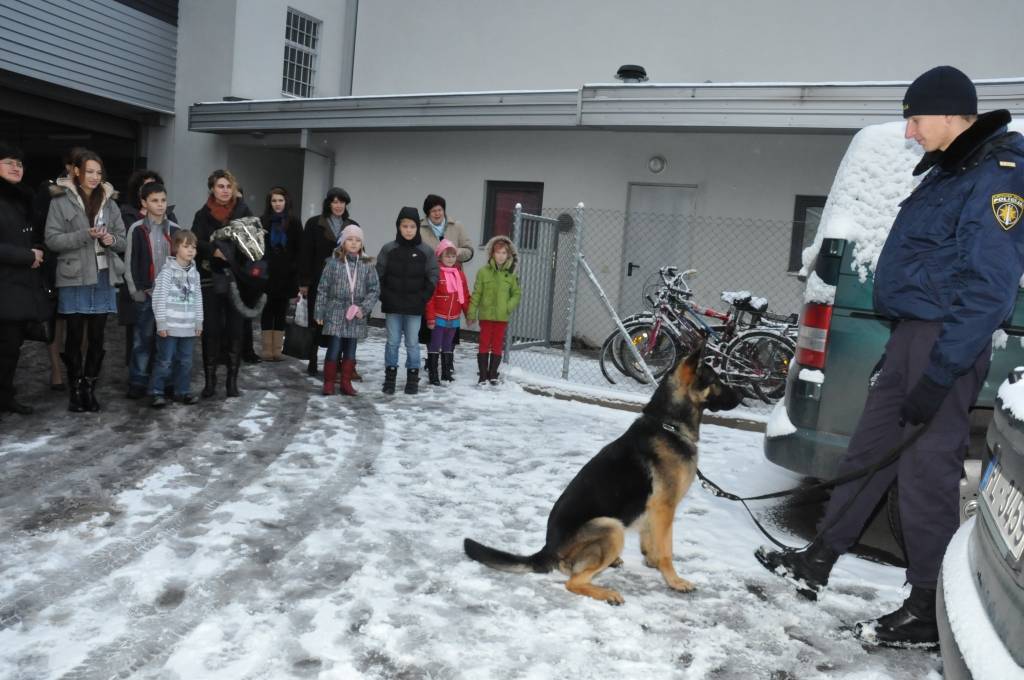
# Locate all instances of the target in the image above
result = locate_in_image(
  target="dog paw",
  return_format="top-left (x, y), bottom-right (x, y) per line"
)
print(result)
top-left (605, 591), bottom-right (625, 606)
top-left (610, 557), bottom-right (624, 569)
top-left (667, 576), bottom-right (696, 592)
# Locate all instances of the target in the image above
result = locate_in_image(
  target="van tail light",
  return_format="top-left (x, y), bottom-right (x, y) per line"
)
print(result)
top-left (796, 303), bottom-right (833, 369)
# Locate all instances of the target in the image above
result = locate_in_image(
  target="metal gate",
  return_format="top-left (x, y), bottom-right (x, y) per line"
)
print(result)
top-left (507, 204), bottom-right (560, 350)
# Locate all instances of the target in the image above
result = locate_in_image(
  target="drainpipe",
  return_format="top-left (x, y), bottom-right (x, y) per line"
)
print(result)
top-left (340, 0), bottom-right (359, 95)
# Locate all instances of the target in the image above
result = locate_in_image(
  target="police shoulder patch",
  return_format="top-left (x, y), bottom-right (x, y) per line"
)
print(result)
top-left (992, 193), bottom-right (1024, 230)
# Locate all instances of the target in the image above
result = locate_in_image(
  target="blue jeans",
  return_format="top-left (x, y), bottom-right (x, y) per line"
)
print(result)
top-left (385, 313), bottom-right (421, 369)
top-left (128, 298), bottom-right (155, 388)
top-left (151, 335), bottom-right (196, 397)
top-left (325, 336), bottom-right (357, 361)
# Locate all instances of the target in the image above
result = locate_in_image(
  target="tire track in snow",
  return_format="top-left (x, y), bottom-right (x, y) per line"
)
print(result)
top-left (0, 371), bottom-right (311, 632)
top-left (53, 397), bottom-right (385, 680)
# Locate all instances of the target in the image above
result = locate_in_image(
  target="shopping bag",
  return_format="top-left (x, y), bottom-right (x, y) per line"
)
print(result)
top-left (294, 293), bottom-right (309, 327)
top-left (283, 322), bottom-right (315, 360)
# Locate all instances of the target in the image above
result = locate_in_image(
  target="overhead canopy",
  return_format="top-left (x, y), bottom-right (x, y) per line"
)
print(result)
top-left (189, 79), bottom-right (1024, 135)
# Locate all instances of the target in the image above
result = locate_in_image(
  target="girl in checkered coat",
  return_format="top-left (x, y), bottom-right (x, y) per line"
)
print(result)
top-left (314, 224), bottom-right (379, 396)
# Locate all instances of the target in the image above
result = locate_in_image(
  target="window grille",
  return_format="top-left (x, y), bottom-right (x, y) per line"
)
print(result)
top-left (282, 8), bottom-right (320, 98)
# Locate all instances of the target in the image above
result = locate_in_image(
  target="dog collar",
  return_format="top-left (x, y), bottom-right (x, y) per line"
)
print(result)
top-left (642, 413), bottom-right (681, 434)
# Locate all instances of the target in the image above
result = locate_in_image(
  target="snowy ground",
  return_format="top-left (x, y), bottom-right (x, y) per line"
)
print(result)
top-left (0, 329), bottom-right (941, 679)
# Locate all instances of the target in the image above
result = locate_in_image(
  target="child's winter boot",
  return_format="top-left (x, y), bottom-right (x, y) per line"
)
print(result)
top-left (477, 353), bottom-right (489, 384)
top-left (487, 353), bottom-right (502, 385)
top-left (404, 368), bottom-right (420, 394)
top-left (426, 353), bottom-right (441, 386)
top-left (322, 360), bottom-right (337, 395)
top-left (339, 358), bottom-right (358, 396)
top-left (382, 366), bottom-right (398, 394)
top-left (441, 352), bottom-right (455, 382)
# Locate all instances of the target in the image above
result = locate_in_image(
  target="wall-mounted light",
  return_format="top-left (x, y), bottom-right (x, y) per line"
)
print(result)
top-left (647, 155), bottom-right (666, 174)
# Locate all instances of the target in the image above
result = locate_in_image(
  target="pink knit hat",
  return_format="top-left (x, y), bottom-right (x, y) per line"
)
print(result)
top-left (338, 223), bottom-right (364, 245)
top-left (435, 238), bottom-right (457, 258)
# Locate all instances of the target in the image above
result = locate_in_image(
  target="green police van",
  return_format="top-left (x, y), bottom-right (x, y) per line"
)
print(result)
top-left (764, 120), bottom-right (1024, 533)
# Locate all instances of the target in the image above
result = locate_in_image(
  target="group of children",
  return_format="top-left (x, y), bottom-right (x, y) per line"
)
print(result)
top-left (313, 206), bottom-right (521, 397)
top-left (123, 201), bottom-right (521, 405)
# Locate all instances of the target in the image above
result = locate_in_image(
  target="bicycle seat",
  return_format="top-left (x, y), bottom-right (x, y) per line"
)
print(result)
top-left (721, 291), bottom-right (768, 313)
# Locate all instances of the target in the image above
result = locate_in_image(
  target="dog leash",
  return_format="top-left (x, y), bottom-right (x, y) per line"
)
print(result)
top-left (695, 423), bottom-right (928, 551)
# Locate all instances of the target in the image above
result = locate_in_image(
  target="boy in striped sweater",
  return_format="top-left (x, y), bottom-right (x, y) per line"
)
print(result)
top-left (150, 230), bottom-right (203, 408)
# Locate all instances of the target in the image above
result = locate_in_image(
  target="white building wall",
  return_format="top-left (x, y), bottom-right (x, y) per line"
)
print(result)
top-left (326, 129), bottom-right (851, 340)
top-left (352, 0), bottom-right (1024, 95)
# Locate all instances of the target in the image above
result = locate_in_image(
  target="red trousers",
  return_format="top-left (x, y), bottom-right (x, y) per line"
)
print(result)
top-left (477, 320), bottom-right (508, 355)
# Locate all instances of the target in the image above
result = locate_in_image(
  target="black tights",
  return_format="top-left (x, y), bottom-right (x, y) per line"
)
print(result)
top-left (64, 313), bottom-right (108, 377)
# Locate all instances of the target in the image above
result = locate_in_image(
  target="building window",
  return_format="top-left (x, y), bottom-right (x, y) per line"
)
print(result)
top-left (282, 9), bottom-right (320, 98)
top-left (483, 181), bottom-right (544, 244)
top-left (788, 195), bottom-right (827, 272)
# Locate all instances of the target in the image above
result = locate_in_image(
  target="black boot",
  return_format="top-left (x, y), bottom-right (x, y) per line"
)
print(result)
top-left (382, 366), bottom-right (398, 394)
top-left (441, 352), bottom-right (455, 382)
top-left (404, 368), bottom-right (420, 395)
top-left (201, 357), bottom-right (217, 398)
top-left (62, 352), bottom-right (85, 412)
top-left (426, 353), bottom-right (441, 386)
top-left (225, 352), bottom-right (241, 398)
top-left (73, 377), bottom-right (90, 413)
top-left (477, 353), bottom-right (489, 384)
top-left (755, 540), bottom-right (839, 601)
top-left (853, 586), bottom-right (938, 649)
top-left (83, 349), bottom-right (104, 412)
top-left (487, 353), bottom-right (502, 385)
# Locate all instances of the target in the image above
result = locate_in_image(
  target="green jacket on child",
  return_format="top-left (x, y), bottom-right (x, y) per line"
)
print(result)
top-left (468, 235), bottom-right (521, 322)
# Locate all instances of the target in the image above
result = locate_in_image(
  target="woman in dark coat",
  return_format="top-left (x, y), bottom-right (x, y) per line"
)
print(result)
top-left (0, 142), bottom-right (50, 416)
top-left (298, 187), bottom-right (358, 375)
top-left (259, 186), bottom-right (302, 360)
top-left (191, 168), bottom-right (253, 398)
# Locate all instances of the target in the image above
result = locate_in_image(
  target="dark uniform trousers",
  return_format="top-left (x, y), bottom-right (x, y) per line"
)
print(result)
top-left (819, 320), bottom-right (990, 589)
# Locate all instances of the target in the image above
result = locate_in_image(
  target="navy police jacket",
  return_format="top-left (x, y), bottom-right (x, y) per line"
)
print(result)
top-left (874, 110), bottom-right (1024, 386)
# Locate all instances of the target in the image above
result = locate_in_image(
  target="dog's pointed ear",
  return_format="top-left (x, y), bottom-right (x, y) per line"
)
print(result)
top-left (675, 339), bottom-right (705, 387)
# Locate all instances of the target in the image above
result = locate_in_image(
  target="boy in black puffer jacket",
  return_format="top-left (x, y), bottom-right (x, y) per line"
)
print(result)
top-left (375, 207), bottom-right (438, 395)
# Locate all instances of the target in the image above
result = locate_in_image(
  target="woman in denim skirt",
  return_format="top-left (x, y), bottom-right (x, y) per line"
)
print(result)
top-left (45, 150), bottom-right (127, 412)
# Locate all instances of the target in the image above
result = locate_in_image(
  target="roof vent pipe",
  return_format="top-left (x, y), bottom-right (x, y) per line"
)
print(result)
top-left (615, 64), bottom-right (648, 83)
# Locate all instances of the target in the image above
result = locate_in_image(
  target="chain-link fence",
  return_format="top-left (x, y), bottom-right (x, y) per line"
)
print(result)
top-left (506, 204), bottom-right (809, 417)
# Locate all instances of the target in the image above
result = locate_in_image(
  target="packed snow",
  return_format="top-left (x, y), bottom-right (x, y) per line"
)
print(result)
top-left (0, 331), bottom-right (950, 678)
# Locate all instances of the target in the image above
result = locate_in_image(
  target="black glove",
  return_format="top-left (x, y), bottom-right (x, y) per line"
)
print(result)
top-left (899, 375), bottom-right (950, 426)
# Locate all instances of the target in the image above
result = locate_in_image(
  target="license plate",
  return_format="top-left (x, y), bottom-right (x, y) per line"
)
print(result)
top-left (981, 457), bottom-right (1024, 561)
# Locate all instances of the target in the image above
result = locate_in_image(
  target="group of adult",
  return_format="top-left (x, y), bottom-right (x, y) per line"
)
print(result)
top-left (0, 139), bottom-right (476, 418)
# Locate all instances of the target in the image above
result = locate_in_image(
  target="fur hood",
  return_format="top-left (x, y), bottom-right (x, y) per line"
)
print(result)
top-left (483, 235), bottom-right (518, 273)
top-left (51, 175), bottom-right (118, 209)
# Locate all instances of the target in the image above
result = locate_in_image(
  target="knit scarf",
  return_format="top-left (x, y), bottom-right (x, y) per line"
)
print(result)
top-left (440, 265), bottom-right (465, 304)
top-left (429, 219), bottom-right (445, 241)
top-left (206, 195), bottom-right (235, 225)
top-left (327, 215), bottom-right (344, 241)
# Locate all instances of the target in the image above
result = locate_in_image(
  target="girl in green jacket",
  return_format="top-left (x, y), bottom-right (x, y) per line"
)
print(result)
top-left (468, 235), bottom-right (521, 384)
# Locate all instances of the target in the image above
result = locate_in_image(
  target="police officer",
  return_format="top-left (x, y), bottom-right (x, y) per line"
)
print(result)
top-left (757, 65), bottom-right (1024, 649)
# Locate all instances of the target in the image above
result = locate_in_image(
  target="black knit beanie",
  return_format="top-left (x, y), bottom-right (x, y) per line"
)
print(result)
top-left (902, 66), bottom-right (977, 118)
top-left (423, 194), bottom-right (446, 215)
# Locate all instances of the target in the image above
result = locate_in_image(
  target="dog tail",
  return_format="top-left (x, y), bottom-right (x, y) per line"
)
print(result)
top-left (463, 538), bottom-right (556, 574)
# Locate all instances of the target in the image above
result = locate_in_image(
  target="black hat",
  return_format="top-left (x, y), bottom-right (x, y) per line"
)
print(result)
top-left (902, 66), bottom-right (977, 118)
top-left (423, 194), bottom-right (446, 214)
top-left (396, 206), bottom-right (421, 227)
top-left (0, 140), bottom-right (24, 161)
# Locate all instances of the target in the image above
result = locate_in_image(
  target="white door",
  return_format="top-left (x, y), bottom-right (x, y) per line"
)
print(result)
top-left (619, 183), bottom-right (698, 314)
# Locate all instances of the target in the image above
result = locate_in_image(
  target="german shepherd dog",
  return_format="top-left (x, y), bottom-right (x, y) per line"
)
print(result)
top-left (463, 344), bottom-right (742, 604)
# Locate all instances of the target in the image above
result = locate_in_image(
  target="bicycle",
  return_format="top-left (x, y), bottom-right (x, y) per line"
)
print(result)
top-left (599, 267), bottom-right (797, 403)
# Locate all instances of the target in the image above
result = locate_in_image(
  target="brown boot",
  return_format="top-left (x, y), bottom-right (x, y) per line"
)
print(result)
top-left (271, 330), bottom-right (285, 361)
top-left (322, 360), bottom-right (337, 395)
top-left (260, 330), bottom-right (275, 361)
top-left (351, 360), bottom-right (362, 381)
top-left (339, 358), bottom-right (358, 396)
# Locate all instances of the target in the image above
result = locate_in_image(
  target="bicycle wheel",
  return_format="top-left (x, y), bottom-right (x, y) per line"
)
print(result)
top-left (616, 321), bottom-right (680, 384)
top-left (722, 330), bottom-right (795, 403)
top-left (599, 315), bottom-right (656, 384)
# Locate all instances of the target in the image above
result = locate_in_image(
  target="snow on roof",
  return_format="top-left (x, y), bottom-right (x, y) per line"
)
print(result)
top-left (801, 118), bottom-right (1024, 294)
